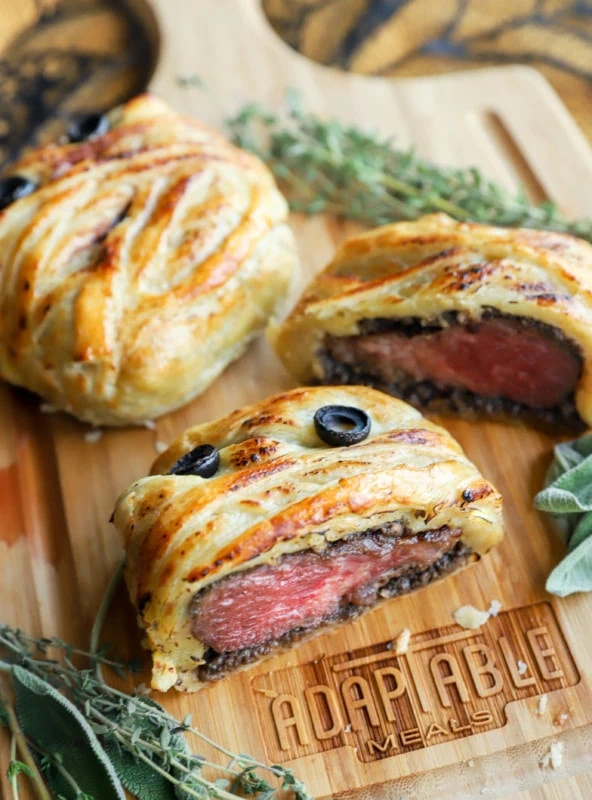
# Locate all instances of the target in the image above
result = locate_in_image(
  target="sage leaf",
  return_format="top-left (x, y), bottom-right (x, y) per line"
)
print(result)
top-left (104, 742), bottom-right (178, 800)
top-left (569, 512), bottom-right (592, 551)
top-left (11, 666), bottom-right (125, 800)
top-left (104, 696), bottom-right (182, 800)
top-left (546, 533), bottom-right (592, 597)
top-left (553, 434), bottom-right (592, 473)
top-left (535, 456), bottom-right (592, 514)
top-left (535, 433), bottom-right (592, 596)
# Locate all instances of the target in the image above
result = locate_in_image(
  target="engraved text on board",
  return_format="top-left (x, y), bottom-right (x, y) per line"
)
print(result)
top-left (250, 603), bottom-right (579, 763)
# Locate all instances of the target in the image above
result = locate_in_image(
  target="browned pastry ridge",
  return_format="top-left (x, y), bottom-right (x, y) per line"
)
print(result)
top-left (0, 94), bottom-right (298, 425)
top-left (273, 214), bottom-right (592, 428)
top-left (113, 386), bottom-right (503, 692)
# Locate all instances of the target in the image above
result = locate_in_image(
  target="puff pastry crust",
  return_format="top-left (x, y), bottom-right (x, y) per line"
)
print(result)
top-left (113, 386), bottom-right (503, 692)
top-left (273, 213), bottom-right (592, 426)
top-left (0, 95), bottom-right (298, 425)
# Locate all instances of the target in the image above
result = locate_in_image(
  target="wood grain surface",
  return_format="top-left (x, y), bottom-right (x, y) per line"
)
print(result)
top-left (1, 1), bottom-right (592, 797)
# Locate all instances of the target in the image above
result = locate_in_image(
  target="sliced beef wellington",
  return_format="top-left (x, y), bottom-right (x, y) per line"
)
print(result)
top-left (113, 386), bottom-right (503, 692)
top-left (273, 214), bottom-right (592, 428)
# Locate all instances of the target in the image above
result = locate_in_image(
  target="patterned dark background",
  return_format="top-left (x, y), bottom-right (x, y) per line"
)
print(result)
top-left (0, 0), bottom-right (156, 169)
top-left (264, 0), bottom-right (592, 141)
top-left (0, 0), bottom-right (590, 171)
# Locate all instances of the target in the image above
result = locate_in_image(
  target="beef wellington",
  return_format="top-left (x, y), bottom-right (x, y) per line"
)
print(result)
top-left (0, 94), bottom-right (298, 425)
top-left (273, 214), bottom-right (592, 428)
top-left (113, 386), bottom-right (503, 691)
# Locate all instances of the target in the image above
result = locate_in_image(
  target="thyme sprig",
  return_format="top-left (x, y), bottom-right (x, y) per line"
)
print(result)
top-left (0, 563), bottom-right (311, 800)
top-left (227, 95), bottom-right (592, 242)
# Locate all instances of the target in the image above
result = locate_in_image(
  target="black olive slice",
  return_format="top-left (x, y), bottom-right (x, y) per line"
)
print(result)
top-left (0, 176), bottom-right (37, 211)
top-left (168, 444), bottom-right (220, 478)
top-left (66, 113), bottom-right (110, 143)
top-left (314, 405), bottom-right (371, 447)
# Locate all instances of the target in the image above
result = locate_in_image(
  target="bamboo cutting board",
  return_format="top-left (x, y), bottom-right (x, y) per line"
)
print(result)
top-left (2, 1), bottom-right (592, 797)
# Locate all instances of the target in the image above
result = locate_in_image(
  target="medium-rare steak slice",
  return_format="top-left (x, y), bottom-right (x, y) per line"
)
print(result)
top-left (273, 213), bottom-right (592, 429)
top-left (192, 524), bottom-right (468, 683)
top-left (321, 311), bottom-right (583, 427)
top-left (113, 386), bottom-right (503, 692)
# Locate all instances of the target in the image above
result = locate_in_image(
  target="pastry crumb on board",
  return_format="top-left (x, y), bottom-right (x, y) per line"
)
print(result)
top-left (84, 429), bottom-right (103, 444)
top-left (539, 741), bottom-right (564, 770)
top-left (454, 605), bottom-right (491, 629)
top-left (394, 628), bottom-right (411, 655)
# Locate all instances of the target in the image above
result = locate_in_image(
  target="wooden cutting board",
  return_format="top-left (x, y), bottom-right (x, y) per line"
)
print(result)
top-left (2, 1), bottom-right (592, 797)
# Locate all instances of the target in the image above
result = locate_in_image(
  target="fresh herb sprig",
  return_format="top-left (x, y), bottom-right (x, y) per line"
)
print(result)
top-left (0, 563), bottom-right (311, 800)
top-left (227, 95), bottom-right (592, 242)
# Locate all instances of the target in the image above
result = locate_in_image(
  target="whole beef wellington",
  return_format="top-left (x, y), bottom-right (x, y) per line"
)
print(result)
top-left (113, 386), bottom-right (503, 692)
top-left (273, 214), bottom-right (592, 428)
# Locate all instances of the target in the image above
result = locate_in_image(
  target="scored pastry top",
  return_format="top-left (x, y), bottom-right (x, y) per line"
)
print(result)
top-left (0, 94), bottom-right (297, 424)
top-left (113, 385), bottom-right (503, 690)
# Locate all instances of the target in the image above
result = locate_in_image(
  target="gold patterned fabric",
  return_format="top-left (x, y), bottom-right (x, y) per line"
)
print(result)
top-left (264, 0), bottom-right (592, 141)
top-left (0, 0), bottom-right (155, 169)
top-left (0, 0), bottom-right (590, 171)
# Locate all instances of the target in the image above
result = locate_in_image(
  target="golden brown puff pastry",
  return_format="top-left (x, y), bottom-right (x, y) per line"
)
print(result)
top-left (0, 95), bottom-right (298, 425)
top-left (272, 214), bottom-right (592, 428)
top-left (113, 385), bottom-right (503, 692)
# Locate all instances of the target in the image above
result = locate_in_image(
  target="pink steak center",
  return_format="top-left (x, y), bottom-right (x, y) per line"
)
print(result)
top-left (191, 528), bottom-right (459, 653)
top-left (327, 318), bottom-right (580, 409)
